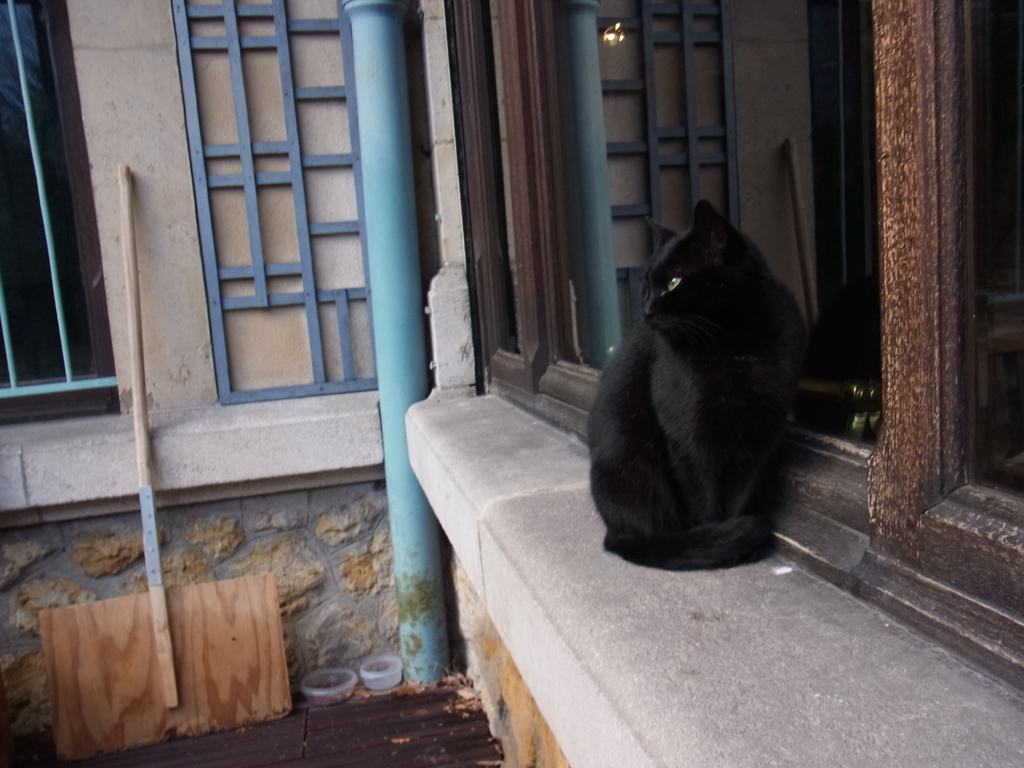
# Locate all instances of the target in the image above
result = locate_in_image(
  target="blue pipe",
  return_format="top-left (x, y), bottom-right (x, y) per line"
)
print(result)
top-left (555, 0), bottom-right (622, 367)
top-left (341, 0), bottom-right (448, 682)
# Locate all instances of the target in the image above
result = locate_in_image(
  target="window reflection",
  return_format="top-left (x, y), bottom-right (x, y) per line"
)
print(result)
top-left (972, 0), bottom-right (1024, 489)
top-left (593, 0), bottom-right (882, 438)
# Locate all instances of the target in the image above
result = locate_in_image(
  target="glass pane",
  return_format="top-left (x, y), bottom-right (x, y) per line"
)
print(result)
top-left (972, 0), bottom-right (1024, 489)
top-left (591, 0), bottom-right (882, 438)
top-left (0, 1), bottom-right (96, 385)
top-left (484, 0), bottom-right (518, 355)
top-left (793, 0), bottom-right (882, 441)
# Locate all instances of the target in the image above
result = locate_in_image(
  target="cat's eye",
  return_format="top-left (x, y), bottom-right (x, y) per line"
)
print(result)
top-left (666, 276), bottom-right (682, 292)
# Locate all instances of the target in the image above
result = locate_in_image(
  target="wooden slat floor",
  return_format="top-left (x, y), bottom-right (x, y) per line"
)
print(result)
top-left (13, 683), bottom-right (503, 768)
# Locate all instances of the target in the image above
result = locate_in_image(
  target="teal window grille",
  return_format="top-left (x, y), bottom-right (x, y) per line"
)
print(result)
top-left (172, 0), bottom-right (375, 404)
top-left (0, 0), bottom-right (116, 402)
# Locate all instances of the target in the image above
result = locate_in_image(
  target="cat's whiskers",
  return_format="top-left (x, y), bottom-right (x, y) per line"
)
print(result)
top-left (671, 314), bottom-right (731, 352)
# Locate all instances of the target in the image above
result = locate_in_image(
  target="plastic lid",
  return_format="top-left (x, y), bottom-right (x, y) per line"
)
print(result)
top-left (300, 667), bottom-right (357, 704)
top-left (359, 654), bottom-right (403, 691)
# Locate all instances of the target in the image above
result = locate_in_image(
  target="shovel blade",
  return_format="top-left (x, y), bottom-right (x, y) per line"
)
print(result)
top-left (40, 574), bottom-right (291, 761)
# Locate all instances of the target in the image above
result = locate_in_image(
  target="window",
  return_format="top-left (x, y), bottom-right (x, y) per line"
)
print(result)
top-left (973, 0), bottom-right (1024, 492)
top-left (598, 1), bottom-right (739, 330)
top-left (0, 0), bottom-right (115, 421)
top-left (172, 0), bottom-right (376, 404)
top-left (455, 0), bottom-right (883, 435)
top-left (452, 0), bottom-right (1024, 692)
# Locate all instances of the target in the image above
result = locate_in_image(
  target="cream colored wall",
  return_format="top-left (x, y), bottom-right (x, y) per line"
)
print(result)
top-left (67, 0), bottom-right (217, 410)
top-left (0, 0), bottom-right (388, 521)
top-left (67, 0), bottom-right (375, 404)
top-left (732, 0), bottom-right (816, 319)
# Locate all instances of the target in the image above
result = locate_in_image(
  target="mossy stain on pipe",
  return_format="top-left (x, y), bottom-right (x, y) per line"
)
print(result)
top-left (396, 573), bottom-right (440, 626)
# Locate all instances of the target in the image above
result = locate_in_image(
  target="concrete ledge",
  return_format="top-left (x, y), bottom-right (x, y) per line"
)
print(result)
top-left (0, 391), bottom-right (383, 521)
top-left (408, 394), bottom-right (1024, 768)
top-left (407, 394), bottom-right (590, 593)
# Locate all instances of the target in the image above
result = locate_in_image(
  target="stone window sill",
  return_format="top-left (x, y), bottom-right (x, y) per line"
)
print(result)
top-left (0, 391), bottom-right (383, 525)
top-left (407, 394), bottom-right (1024, 768)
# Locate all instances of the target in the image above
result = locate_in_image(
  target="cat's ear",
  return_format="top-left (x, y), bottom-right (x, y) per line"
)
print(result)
top-left (691, 200), bottom-right (729, 263)
top-left (692, 200), bottom-right (728, 238)
top-left (646, 217), bottom-right (676, 260)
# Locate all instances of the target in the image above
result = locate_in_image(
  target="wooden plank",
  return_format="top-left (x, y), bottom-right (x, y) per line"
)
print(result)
top-left (323, 723), bottom-right (496, 768)
top-left (855, 550), bottom-right (1024, 693)
top-left (306, 706), bottom-right (482, 757)
top-left (779, 429), bottom-right (870, 535)
top-left (869, 0), bottom-right (968, 554)
top-left (41, 575), bottom-right (291, 761)
top-left (167, 575), bottom-right (291, 735)
top-left (81, 713), bottom-right (306, 768)
top-left (304, 687), bottom-right (501, 767)
top-left (0, 666), bottom-right (12, 768)
top-left (306, 687), bottom-right (457, 732)
top-left (16, 684), bottom-right (502, 768)
top-left (12, 713), bottom-right (305, 768)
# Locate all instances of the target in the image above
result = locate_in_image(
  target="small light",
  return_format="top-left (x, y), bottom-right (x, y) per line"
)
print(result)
top-left (602, 22), bottom-right (625, 46)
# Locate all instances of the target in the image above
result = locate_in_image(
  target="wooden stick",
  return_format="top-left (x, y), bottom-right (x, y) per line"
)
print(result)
top-left (119, 164), bottom-right (178, 709)
top-left (119, 165), bottom-right (153, 487)
top-left (783, 138), bottom-right (819, 326)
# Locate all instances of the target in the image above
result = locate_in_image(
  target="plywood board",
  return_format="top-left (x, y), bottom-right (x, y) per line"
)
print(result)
top-left (40, 574), bottom-right (291, 761)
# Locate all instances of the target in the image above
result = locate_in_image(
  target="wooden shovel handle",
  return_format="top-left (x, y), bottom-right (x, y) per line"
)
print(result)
top-left (119, 165), bottom-right (178, 709)
top-left (149, 585), bottom-right (177, 708)
top-left (119, 165), bottom-right (154, 489)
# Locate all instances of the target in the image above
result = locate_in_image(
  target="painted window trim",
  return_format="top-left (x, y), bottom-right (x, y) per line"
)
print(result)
top-left (171, 0), bottom-right (377, 405)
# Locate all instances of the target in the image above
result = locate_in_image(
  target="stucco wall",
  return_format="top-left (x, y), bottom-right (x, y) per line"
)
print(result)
top-left (451, 557), bottom-right (570, 768)
top-left (67, 0), bottom-right (382, 406)
top-left (0, 0), bottom-right (398, 521)
top-left (68, 0), bottom-right (217, 410)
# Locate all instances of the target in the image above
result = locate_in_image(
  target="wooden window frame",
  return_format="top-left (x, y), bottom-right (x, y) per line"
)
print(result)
top-left (452, 0), bottom-right (1024, 690)
top-left (860, 0), bottom-right (1024, 688)
top-left (451, 0), bottom-right (597, 434)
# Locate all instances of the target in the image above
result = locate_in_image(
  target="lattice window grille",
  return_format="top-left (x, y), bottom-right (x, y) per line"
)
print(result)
top-left (600, 1), bottom-right (739, 327)
top-left (172, 0), bottom-right (375, 404)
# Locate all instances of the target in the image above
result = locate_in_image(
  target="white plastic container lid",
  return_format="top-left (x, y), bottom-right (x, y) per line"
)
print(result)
top-left (300, 667), bottom-right (357, 706)
top-left (359, 654), bottom-right (403, 691)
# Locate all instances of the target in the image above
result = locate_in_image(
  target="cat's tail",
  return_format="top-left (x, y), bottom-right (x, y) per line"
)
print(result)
top-left (603, 514), bottom-right (773, 571)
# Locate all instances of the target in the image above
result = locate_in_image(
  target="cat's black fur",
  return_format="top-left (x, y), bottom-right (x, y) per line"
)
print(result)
top-left (588, 200), bottom-right (806, 570)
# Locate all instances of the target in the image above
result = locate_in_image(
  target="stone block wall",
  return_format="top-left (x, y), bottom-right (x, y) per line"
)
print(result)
top-left (0, 480), bottom-right (399, 734)
top-left (451, 558), bottom-right (570, 768)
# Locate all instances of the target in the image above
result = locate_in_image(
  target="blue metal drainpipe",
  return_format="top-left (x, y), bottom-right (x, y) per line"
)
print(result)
top-left (341, 0), bottom-right (448, 682)
top-left (555, 0), bottom-right (622, 368)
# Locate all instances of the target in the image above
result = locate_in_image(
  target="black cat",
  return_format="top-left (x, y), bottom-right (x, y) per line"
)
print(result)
top-left (588, 200), bottom-right (806, 570)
